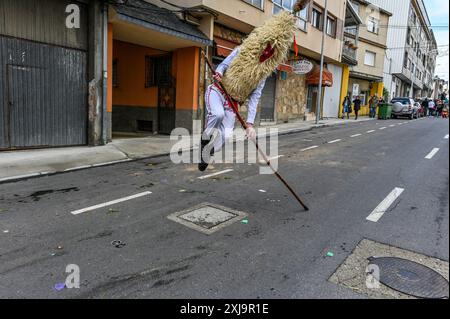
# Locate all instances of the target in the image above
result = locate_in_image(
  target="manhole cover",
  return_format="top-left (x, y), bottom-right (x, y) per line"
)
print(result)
top-left (369, 257), bottom-right (449, 299)
top-left (167, 203), bottom-right (247, 235)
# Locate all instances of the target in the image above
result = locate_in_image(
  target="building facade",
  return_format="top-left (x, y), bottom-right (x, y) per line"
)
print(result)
top-left (0, 0), bottom-right (106, 150)
top-left (340, 0), bottom-right (391, 116)
top-left (175, 0), bottom-right (347, 123)
top-left (370, 0), bottom-right (438, 100)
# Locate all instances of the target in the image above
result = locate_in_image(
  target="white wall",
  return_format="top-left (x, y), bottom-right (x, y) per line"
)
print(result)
top-left (323, 64), bottom-right (343, 118)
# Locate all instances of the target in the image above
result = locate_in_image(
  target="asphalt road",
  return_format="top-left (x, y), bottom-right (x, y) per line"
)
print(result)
top-left (0, 117), bottom-right (448, 299)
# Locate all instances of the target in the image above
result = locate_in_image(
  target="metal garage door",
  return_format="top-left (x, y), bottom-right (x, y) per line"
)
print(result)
top-left (260, 73), bottom-right (277, 122)
top-left (0, 0), bottom-right (88, 150)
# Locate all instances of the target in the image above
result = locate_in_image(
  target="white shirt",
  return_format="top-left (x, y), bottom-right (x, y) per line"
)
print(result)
top-left (429, 101), bottom-right (436, 109)
top-left (216, 47), bottom-right (266, 125)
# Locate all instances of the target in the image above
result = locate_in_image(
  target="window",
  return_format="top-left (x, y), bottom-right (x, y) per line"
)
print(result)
top-left (404, 52), bottom-right (409, 68)
top-left (406, 27), bottom-right (411, 44)
top-left (409, 7), bottom-right (416, 25)
top-left (367, 17), bottom-right (379, 34)
top-left (297, 4), bottom-right (309, 31)
top-left (312, 8), bottom-right (323, 30)
top-left (364, 51), bottom-right (376, 66)
top-left (411, 62), bottom-right (415, 72)
top-left (145, 55), bottom-right (172, 87)
top-left (326, 16), bottom-right (337, 37)
top-left (272, 0), bottom-right (309, 31)
top-left (243, 0), bottom-right (264, 10)
top-left (350, 1), bottom-right (359, 13)
top-left (145, 56), bottom-right (156, 87)
top-left (112, 59), bottom-right (118, 87)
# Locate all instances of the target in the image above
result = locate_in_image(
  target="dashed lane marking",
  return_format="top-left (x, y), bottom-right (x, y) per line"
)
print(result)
top-left (198, 169), bottom-right (234, 180)
top-left (71, 191), bottom-right (152, 215)
top-left (425, 148), bottom-right (440, 160)
top-left (366, 187), bottom-right (405, 223)
top-left (301, 146), bottom-right (319, 152)
top-left (328, 139), bottom-right (342, 144)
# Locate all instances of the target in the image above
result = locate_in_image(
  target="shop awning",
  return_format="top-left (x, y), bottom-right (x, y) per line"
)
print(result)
top-left (306, 65), bottom-right (333, 87)
top-left (111, 0), bottom-right (212, 48)
top-left (277, 63), bottom-right (293, 73)
top-left (214, 37), bottom-right (239, 57)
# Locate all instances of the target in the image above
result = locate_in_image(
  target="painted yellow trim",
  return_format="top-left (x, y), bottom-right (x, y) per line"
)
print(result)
top-left (339, 65), bottom-right (350, 118)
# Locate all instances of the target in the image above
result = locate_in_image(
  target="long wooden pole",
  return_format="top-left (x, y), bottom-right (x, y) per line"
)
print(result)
top-left (201, 50), bottom-right (309, 211)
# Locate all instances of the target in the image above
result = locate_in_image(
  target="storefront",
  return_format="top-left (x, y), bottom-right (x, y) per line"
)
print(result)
top-left (108, 0), bottom-right (211, 137)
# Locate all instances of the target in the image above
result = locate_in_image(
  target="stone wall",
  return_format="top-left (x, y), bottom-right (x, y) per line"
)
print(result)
top-left (275, 72), bottom-right (307, 123)
top-left (213, 24), bottom-right (246, 43)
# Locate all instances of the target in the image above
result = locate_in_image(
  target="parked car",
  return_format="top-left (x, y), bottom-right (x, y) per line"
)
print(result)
top-left (390, 97), bottom-right (419, 119)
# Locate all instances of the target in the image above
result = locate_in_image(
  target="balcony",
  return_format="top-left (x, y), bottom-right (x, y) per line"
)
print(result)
top-left (342, 2), bottom-right (361, 66)
top-left (342, 36), bottom-right (358, 66)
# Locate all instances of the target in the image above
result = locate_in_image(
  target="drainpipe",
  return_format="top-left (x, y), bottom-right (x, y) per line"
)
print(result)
top-left (102, 1), bottom-right (108, 144)
top-left (316, 0), bottom-right (328, 124)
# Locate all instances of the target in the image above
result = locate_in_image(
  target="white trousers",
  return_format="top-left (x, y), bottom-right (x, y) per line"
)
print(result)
top-left (204, 84), bottom-right (236, 151)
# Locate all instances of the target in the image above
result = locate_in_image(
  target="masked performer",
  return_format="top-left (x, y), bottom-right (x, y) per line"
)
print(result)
top-left (199, 0), bottom-right (310, 171)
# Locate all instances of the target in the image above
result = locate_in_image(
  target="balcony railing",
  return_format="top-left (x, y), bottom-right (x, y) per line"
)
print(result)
top-left (342, 34), bottom-right (358, 63)
top-left (343, 43), bottom-right (357, 60)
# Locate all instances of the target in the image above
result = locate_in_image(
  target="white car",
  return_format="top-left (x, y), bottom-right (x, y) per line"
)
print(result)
top-left (390, 98), bottom-right (419, 119)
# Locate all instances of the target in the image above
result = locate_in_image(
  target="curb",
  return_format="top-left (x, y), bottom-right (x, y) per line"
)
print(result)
top-left (0, 119), bottom-right (372, 184)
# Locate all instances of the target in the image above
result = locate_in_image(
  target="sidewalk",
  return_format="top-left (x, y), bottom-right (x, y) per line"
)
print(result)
top-left (0, 118), bottom-right (373, 183)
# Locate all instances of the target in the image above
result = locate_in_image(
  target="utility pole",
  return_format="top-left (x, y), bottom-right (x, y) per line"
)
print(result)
top-left (316, 0), bottom-right (328, 124)
top-left (410, 44), bottom-right (417, 99)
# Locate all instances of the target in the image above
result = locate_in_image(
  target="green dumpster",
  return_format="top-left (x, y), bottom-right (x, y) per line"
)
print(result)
top-left (378, 103), bottom-right (392, 120)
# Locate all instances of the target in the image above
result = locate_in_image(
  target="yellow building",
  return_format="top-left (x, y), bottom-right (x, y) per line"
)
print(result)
top-left (340, 0), bottom-right (392, 117)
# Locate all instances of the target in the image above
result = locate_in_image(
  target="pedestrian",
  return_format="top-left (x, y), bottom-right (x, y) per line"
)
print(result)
top-left (437, 100), bottom-right (444, 118)
top-left (342, 96), bottom-right (351, 119)
top-left (353, 96), bottom-right (362, 120)
top-left (428, 99), bottom-right (436, 117)
top-left (369, 94), bottom-right (379, 119)
top-left (422, 98), bottom-right (429, 117)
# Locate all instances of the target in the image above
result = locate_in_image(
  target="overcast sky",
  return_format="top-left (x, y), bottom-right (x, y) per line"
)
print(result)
top-left (426, 0), bottom-right (449, 81)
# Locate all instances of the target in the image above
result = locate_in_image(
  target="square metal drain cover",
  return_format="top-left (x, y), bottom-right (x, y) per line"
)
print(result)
top-left (168, 203), bottom-right (247, 235)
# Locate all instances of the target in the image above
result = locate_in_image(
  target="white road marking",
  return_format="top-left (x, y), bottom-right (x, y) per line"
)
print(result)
top-left (71, 191), bottom-right (152, 215)
top-left (268, 155), bottom-right (284, 161)
top-left (328, 139), bottom-right (342, 144)
top-left (379, 127), bottom-right (387, 130)
top-left (366, 187), bottom-right (405, 222)
top-left (398, 123), bottom-right (403, 125)
top-left (389, 125), bottom-right (396, 127)
top-left (198, 169), bottom-right (234, 180)
top-left (351, 134), bottom-right (362, 138)
top-left (425, 148), bottom-right (440, 160)
top-left (366, 130), bottom-right (375, 133)
top-left (301, 146), bottom-right (319, 152)
top-left (445, 135), bottom-right (449, 139)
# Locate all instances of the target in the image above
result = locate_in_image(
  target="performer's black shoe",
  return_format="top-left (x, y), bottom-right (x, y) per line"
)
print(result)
top-left (198, 138), bottom-right (214, 172)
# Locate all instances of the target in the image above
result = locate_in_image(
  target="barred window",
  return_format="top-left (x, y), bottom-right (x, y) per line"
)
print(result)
top-left (145, 56), bottom-right (156, 88)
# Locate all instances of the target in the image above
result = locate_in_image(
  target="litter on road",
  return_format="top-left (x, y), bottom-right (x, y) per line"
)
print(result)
top-left (326, 252), bottom-right (334, 257)
top-left (54, 283), bottom-right (65, 291)
top-left (242, 219), bottom-right (249, 224)
top-left (111, 240), bottom-right (126, 248)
